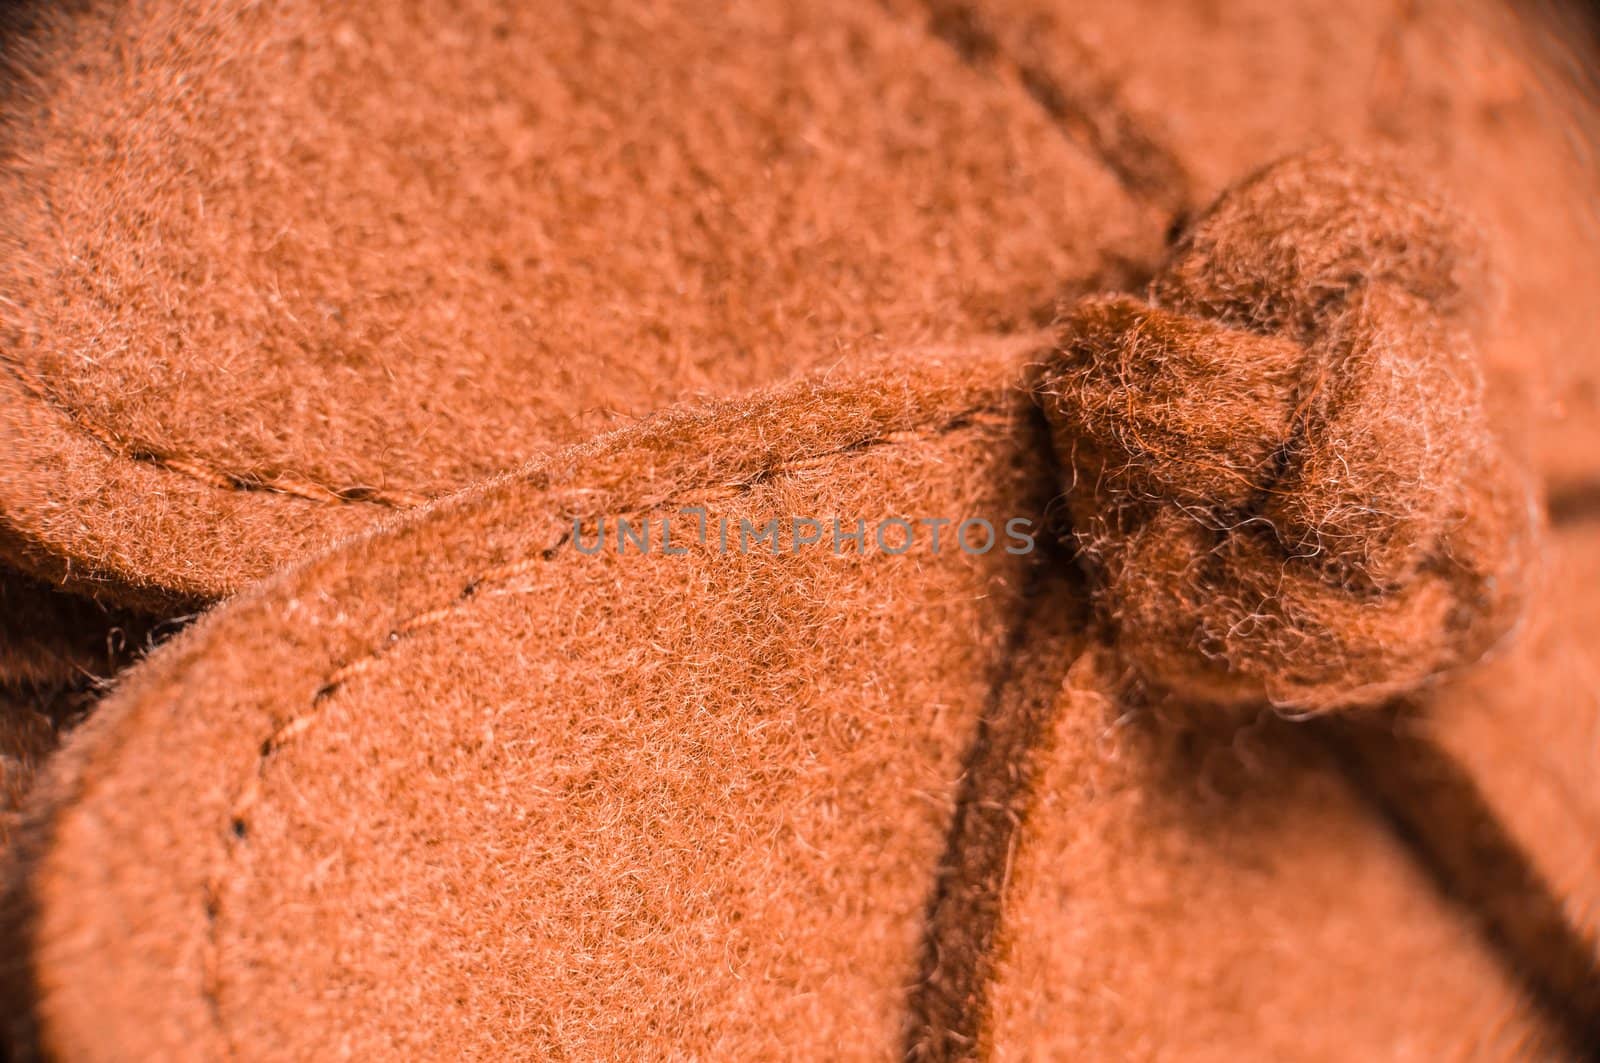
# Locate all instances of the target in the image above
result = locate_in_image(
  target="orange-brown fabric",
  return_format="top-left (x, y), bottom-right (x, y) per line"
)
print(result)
top-left (4, 354), bottom-right (1559, 1058)
top-left (2, 0), bottom-right (1599, 1058)
top-left (915, 0), bottom-right (1600, 490)
top-left (8, 1), bottom-right (1596, 609)
top-left (912, 9), bottom-right (1600, 1025)
top-left (0, 0), bottom-right (1154, 607)
top-left (981, 652), bottom-right (1554, 1061)
top-left (1420, 523), bottom-right (1600, 953)
top-left (1036, 151), bottom-right (1534, 711)
top-left (7, 347), bottom-right (1045, 1057)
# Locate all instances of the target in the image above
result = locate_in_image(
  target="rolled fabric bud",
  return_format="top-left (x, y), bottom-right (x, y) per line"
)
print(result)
top-left (1151, 147), bottom-right (1494, 341)
top-left (1036, 150), bottom-right (1536, 711)
top-left (1048, 296), bottom-right (1304, 511)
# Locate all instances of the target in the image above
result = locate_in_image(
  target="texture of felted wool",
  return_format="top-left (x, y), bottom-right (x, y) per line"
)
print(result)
top-left (929, 4), bottom-right (1600, 1025)
top-left (1415, 523), bottom-right (1600, 959)
top-left (0, 0), bottom-right (1155, 606)
top-left (911, 0), bottom-right (1600, 495)
top-left (1036, 151), bottom-right (1534, 711)
top-left (4, 351), bottom-right (1576, 1059)
top-left (5, 0), bottom-right (1598, 611)
top-left (1, 0), bottom-right (1598, 1057)
top-left (5, 345), bottom-right (1051, 1057)
top-left (979, 651), bottom-right (1557, 1061)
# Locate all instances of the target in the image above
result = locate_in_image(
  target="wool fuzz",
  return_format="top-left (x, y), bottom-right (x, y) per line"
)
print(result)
top-left (1401, 521), bottom-right (1600, 1014)
top-left (979, 650), bottom-right (1561, 1061)
top-left (0, 353), bottom-right (1559, 1059)
top-left (4, 347), bottom-right (1044, 1058)
top-left (915, 0), bottom-right (1600, 495)
top-left (1, 0), bottom-right (1599, 1058)
top-left (1036, 151), bottom-right (1535, 711)
top-left (0, 0), bottom-right (1152, 607)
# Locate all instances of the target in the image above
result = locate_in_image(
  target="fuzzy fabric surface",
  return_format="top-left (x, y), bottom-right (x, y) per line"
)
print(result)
top-left (0, 0), bottom-right (1153, 607)
top-left (0, 0), bottom-right (1599, 1059)
top-left (1, 353), bottom-right (1563, 1059)
top-left (6, 348), bottom-right (1049, 1057)
top-left (1037, 151), bottom-right (1535, 710)
top-left (979, 652), bottom-right (1563, 1061)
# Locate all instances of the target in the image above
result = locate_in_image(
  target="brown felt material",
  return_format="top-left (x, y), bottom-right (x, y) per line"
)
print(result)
top-left (0, 0), bottom-right (1154, 607)
top-left (6, 0), bottom-right (1598, 611)
top-left (922, 0), bottom-right (1600, 494)
top-left (2, 353), bottom-right (1574, 1059)
top-left (1318, 710), bottom-right (1600, 1051)
top-left (2, 0), bottom-right (1600, 1057)
top-left (1418, 523), bottom-right (1600, 956)
top-left (979, 651), bottom-right (1557, 1061)
top-left (8, 348), bottom-right (1050, 1057)
top-left (1036, 151), bottom-right (1535, 711)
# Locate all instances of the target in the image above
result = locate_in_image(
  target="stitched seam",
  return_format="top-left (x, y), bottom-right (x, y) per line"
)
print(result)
top-left (199, 403), bottom-right (1015, 1040)
top-left (0, 354), bottom-right (432, 508)
top-left (0, 0), bottom-right (1182, 516)
top-left (0, 2), bottom-right (1183, 520)
top-left (276, 406), bottom-right (1009, 749)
